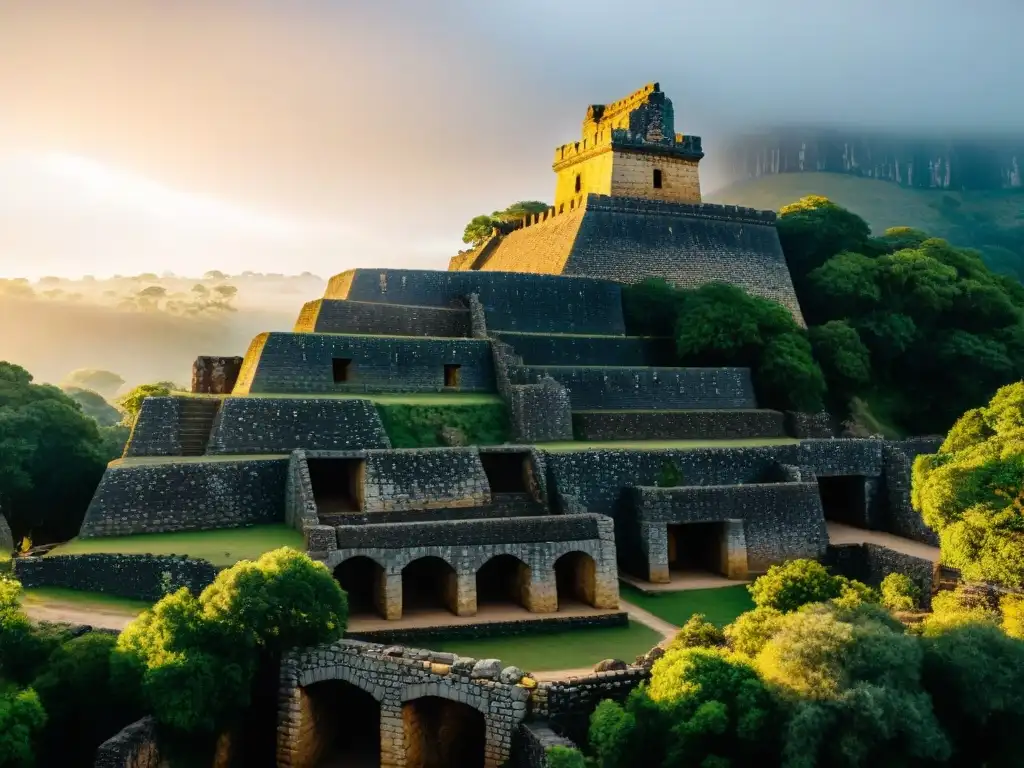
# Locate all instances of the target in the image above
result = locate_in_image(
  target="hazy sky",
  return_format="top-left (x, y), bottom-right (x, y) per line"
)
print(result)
top-left (0, 0), bottom-right (1020, 279)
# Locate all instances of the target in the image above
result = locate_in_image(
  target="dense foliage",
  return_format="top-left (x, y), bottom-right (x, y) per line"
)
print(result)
top-left (583, 559), bottom-right (1024, 767)
top-left (912, 382), bottom-right (1024, 588)
top-left (777, 195), bottom-right (1024, 433)
top-left (375, 402), bottom-right (510, 448)
top-left (461, 200), bottom-right (550, 248)
top-left (622, 280), bottom-right (826, 412)
top-left (0, 362), bottom-right (120, 543)
top-left (115, 380), bottom-right (178, 426)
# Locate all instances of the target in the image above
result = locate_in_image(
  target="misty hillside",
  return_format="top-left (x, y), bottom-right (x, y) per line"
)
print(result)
top-left (0, 272), bottom-right (326, 387)
top-left (711, 173), bottom-right (1024, 279)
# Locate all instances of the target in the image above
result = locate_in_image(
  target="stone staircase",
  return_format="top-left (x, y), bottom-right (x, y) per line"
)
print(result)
top-left (318, 492), bottom-right (548, 527)
top-left (177, 399), bottom-right (222, 456)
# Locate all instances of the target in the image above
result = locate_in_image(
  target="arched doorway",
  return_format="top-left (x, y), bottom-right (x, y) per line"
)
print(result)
top-left (402, 696), bottom-right (485, 768)
top-left (476, 554), bottom-right (530, 611)
top-left (402, 556), bottom-right (458, 615)
top-left (555, 551), bottom-right (597, 609)
top-left (334, 556), bottom-right (385, 618)
top-left (302, 680), bottom-right (380, 767)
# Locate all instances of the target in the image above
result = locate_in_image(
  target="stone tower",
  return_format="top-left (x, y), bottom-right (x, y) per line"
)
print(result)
top-left (450, 82), bottom-right (805, 324)
top-left (552, 82), bottom-right (704, 210)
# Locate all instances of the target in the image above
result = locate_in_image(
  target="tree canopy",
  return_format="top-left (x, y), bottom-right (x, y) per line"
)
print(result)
top-left (0, 362), bottom-right (112, 543)
top-left (115, 381), bottom-right (178, 426)
top-left (461, 201), bottom-right (550, 247)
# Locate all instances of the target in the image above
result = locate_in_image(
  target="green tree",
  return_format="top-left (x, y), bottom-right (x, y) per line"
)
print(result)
top-left (879, 572), bottom-right (920, 613)
top-left (0, 688), bottom-right (46, 768)
top-left (808, 320), bottom-right (871, 412)
top-left (0, 363), bottom-right (109, 543)
top-left (748, 559), bottom-right (869, 614)
top-left (776, 195), bottom-right (872, 285)
top-left (667, 614), bottom-right (725, 650)
top-left (115, 381), bottom-right (177, 426)
top-left (461, 201), bottom-right (550, 247)
top-left (545, 745), bottom-right (587, 768)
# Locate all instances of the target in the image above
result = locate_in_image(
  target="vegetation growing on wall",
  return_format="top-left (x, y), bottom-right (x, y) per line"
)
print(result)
top-left (461, 201), bottom-right (551, 248)
top-left (622, 280), bottom-right (826, 413)
top-left (375, 401), bottom-right (511, 448)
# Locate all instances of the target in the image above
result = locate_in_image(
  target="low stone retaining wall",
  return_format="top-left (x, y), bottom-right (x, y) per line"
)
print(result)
top-left (826, 542), bottom-right (936, 609)
top-left (511, 722), bottom-right (581, 767)
top-left (345, 611), bottom-right (628, 645)
top-left (94, 717), bottom-right (162, 768)
top-left (14, 553), bottom-right (219, 602)
top-left (572, 408), bottom-right (786, 441)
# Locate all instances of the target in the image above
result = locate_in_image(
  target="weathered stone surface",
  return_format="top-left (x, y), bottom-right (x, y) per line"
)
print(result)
top-left (94, 717), bottom-right (163, 768)
top-left (593, 659), bottom-right (628, 672)
top-left (471, 659), bottom-right (503, 680)
top-left (295, 298), bottom-right (472, 337)
top-left (192, 356), bottom-right (243, 395)
top-left (438, 426), bottom-right (469, 447)
top-left (0, 512), bottom-right (12, 553)
top-left (826, 542), bottom-right (937, 609)
top-left (500, 666), bottom-right (525, 684)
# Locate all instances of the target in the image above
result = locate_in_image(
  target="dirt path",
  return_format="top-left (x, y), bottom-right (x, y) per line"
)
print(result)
top-left (22, 600), bottom-right (140, 631)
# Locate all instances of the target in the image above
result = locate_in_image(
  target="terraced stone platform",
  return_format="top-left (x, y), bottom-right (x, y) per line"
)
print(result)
top-left (572, 409), bottom-right (786, 441)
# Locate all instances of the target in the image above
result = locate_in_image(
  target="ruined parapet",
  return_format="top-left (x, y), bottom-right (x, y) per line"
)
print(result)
top-left (191, 356), bottom-right (243, 394)
top-left (490, 338), bottom-right (573, 443)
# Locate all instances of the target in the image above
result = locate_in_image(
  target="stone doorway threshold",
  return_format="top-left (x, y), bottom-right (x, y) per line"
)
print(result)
top-left (620, 571), bottom-right (749, 594)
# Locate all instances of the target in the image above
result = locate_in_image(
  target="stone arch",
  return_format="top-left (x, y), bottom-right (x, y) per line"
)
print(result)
top-left (476, 553), bottom-right (531, 610)
top-left (554, 550), bottom-right (597, 608)
top-left (402, 692), bottom-right (487, 768)
top-left (333, 555), bottom-right (386, 618)
top-left (296, 662), bottom-right (384, 703)
top-left (402, 556), bottom-right (459, 615)
top-left (298, 679), bottom-right (381, 766)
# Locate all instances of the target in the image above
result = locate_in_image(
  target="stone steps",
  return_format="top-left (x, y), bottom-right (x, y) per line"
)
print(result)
top-left (177, 400), bottom-right (222, 456)
top-left (571, 408), bottom-right (786, 441)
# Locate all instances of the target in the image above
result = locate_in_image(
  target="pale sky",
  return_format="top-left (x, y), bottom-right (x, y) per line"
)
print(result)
top-left (0, 0), bottom-right (1021, 279)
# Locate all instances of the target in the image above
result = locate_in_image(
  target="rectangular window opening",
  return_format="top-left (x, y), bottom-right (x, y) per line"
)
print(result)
top-left (653, 168), bottom-right (663, 189)
top-left (444, 363), bottom-right (461, 388)
top-left (332, 358), bottom-right (352, 383)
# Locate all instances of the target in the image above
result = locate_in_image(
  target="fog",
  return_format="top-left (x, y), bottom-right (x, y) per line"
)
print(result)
top-left (0, 0), bottom-right (1021, 278)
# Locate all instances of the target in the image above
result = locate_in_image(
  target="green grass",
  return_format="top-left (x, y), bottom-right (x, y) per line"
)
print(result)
top-left (112, 454), bottom-right (288, 467)
top-left (430, 621), bottom-right (662, 672)
top-left (620, 584), bottom-right (755, 627)
top-left (541, 437), bottom-right (798, 452)
top-left (45, 524), bottom-right (303, 566)
top-left (22, 587), bottom-right (151, 615)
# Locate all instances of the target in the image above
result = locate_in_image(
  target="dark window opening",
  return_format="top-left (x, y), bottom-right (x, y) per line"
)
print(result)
top-left (653, 168), bottom-right (663, 188)
top-left (304, 681), bottom-right (380, 766)
top-left (332, 358), bottom-right (352, 383)
top-left (334, 556), bottom-right (384, 617)
top-left (402, 697), bottom-right (485, 768)
top-left (476, 554), bottom-right (529, 607)
top-left (402, 556), bottom-right (458, 614)
top-left (480, 451), bottom-right (530, 493)
top-left (308, 458), bottom-right (365, 515)
top-left (818, 475), bottom-right (869, 528)
top-left (444, 363), bottom-right (461, 388)
top-left (574, 173), bottom-right (581, 193)
top-left (668, 522), bottom-right (725, 574)
top-left (555, 551), bottom-right (597, 608)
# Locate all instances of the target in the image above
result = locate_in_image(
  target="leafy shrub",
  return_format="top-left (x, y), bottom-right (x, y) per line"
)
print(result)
top-left (880, 573), bottom-right (920, 612)
top-left (0, 688), bottom-right (46, 768)
top-left (545, 745), bottom-right (587, 768)
top-left (1001, 593), bottom-right (1024, 640)
top-left (748, 559), bottom-right (847, 613)
top-left (375, 403), bottom-right (510, 448)
top-left (723, 606), bottom-right (785, 657)
top-left (0, 576), bottom-right (66, 686)
top-left (667, 614), bottom-right (725, 650)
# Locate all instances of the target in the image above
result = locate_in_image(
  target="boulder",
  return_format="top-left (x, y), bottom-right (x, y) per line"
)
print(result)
top-left (451, 656), bottom-right (477, 676)
top-left (438, 426), bottom-right (469, 447)
top-left (499, 666), bottom-right (525, 684)
top-left (593, 658), bottom-right (628, 672)
top-left (470, 658), bottom-right (502, 680)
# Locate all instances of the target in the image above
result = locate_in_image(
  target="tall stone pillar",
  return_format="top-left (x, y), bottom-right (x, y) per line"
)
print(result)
top-left (383, 572), bottom-right (403, 620)
top-left (642, 522), bottom-right (670, 583)
top-left (593, 516), bottom-right (621, 609)
top-left (721, 520), bottom-right (749, 580)
top-left (523, 570), bottom-right (557, 613)
top-left (380, 701), bottom-right (405, 768)
top-left (453, 570), bottom-right (476, 616)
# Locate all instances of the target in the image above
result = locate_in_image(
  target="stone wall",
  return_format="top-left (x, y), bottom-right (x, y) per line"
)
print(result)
top-left (572, 409), bottom-right (786, 441)
top-left (826, 542), bottom-right (937, 609)
top-left (360, 447), bottom-right (491, 513)
top-left (14, 553), bottom-right (218, 602)
top-left (295, 299), bottom-right (472, 337)
top-left (537, 668), bottom-right (650, 746)
top-left (79, 458), bottom-right (287, 537)
top-left (510, 723), bottom-right (581, 768)
top-left (192, 356), bottom-right (243, 395)
top-left (490, 333), bottom-right (574, 444)
top-left (346, 612), bottom-right (627, 645)
top-left (123, 397), bottom-right (184, 457)
top-left (277, 640), bottom-right (532, 768)
top-left (285, 450), bottom-right (320, 535)
top-left (785, 411), bottom-right (836, 438)
top-left (235, 332), bottom-right (496, 395)
top-left (631, 482), bottom-right (827, 576)
top-left (511, 365), bottom-right (757, 410)
top-left (94, 717), bottom-right (163, 768)
top-left (882, 438), bottom-right (942, 545)
top-left (322, 515), bottom-right (619, 620)
top-left (206, 397), bottom-right (390, 454)
top-left (325, 268), bottom-right (627, 335)
top-left (494, 332), bottom-right (676, 367)
top-left (565, 194), bottom-right (805, 325)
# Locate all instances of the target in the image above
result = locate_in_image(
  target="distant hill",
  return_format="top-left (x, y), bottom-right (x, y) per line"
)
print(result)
top-left (710, 172), bottom-right (1024, 279)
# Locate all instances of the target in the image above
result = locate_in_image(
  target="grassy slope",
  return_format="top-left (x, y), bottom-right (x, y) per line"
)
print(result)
top-left (620, 584), bottom-right (755, 627)
top-left (22, 587), bottom-right (151, 615)
top-left (431, 621), bottom-right (661, 672)
top-left (711, 172), bottom-right (1024, 238)
top-left (46, 524), bottom-right (303, 566)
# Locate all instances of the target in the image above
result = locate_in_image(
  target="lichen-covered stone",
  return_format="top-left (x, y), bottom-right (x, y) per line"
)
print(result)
top-left (471, 659), bottom-right (503, 680)
top-left (500, 666), bottom-right (525, 684)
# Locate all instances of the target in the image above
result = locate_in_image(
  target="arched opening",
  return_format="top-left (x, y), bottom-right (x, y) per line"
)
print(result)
top-left (403, 696), bottom-right (485, 768)
top-left (555, 551), bottom-right (597, 609)
top-left (301, 680), bottom-right (380, 767)
top-left (574, 173), bottom-right (581, 193)
top-left (334, 556), bottom-right (385, 618)
top-left (653, 168), bottom-right (663, 188)
top-left (476, 554), bottom-right (530, 611)
top-left (402, 556), bottom-right (458, 615)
